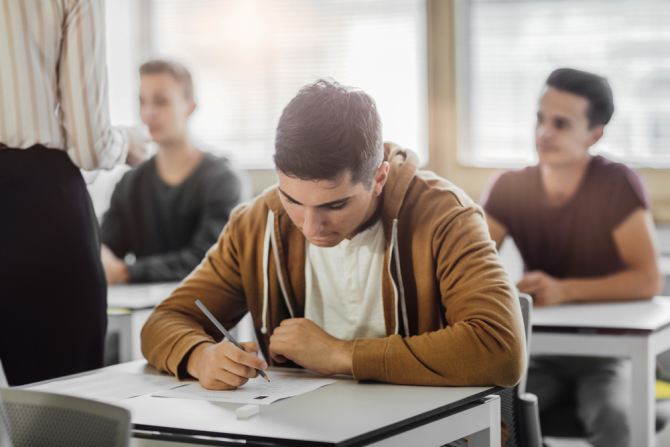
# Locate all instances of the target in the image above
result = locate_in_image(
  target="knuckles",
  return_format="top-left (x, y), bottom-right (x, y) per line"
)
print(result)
top-left (230, 376), bottom-right (248, 387)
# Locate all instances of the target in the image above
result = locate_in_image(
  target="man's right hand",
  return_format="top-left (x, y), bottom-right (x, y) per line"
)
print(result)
top-left (186, 341), bottom-right (268, 390)
top-left (124, 125), bottom-right (150, 167)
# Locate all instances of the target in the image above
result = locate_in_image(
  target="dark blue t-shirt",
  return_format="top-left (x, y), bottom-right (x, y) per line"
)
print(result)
top-left (480, 155), bottom-right (649, 279)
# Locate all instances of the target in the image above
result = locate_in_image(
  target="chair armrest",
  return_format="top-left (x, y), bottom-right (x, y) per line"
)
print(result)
top-left (518, 392), bottom-right (543, 447)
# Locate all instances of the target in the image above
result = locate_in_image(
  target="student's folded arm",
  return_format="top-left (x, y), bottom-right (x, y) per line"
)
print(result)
top-left (141, 206), bottom-right (249, 379)
top-left (128, 171), bottom-right (244, 282)
top-left (100, 179), bottom-right (130, 258)
top-left (562, 208), bottom-right (662, 302)
top-left (352, 206), bottom-right (526, 387)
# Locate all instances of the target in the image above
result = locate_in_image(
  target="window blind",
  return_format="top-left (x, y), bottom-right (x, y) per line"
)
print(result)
top-left (462, 0), bottom-right (670, 167)
top-left (149, 0), bottom-right (427, 168)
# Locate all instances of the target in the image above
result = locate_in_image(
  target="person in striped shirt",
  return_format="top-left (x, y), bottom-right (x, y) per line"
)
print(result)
top-left (0, 0), bottom-right (148, 386)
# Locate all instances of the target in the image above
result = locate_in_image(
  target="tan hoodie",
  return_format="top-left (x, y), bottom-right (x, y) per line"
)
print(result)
top-left (141, 144), bottom-right (527, 387)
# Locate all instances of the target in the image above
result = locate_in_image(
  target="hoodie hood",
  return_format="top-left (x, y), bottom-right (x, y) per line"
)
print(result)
top-left (259, 142), bottom-right (419, 337)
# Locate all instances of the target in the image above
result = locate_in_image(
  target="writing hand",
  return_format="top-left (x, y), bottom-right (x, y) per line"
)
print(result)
top-left (187, 341), bottom-right (267, 390)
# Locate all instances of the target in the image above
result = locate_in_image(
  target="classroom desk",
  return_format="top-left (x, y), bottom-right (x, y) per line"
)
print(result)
top-left (531, 296), bottom-right (670, 447)
top-left (23, 360), bottom-right (502, 447)
top-left (107, 282), bottom-right (181, 362)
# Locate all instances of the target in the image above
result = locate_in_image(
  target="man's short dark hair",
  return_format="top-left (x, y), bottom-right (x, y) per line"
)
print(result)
top-left (274, 79), bottom-right (383, 188)
top-left (546, 68), bottom-right (614, 128)
top-left (140, 59), bottom-right (194, 101)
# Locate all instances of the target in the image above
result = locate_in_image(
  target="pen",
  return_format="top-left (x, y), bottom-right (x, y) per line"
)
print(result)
top-left (195, 300), bottom-right (270, 382)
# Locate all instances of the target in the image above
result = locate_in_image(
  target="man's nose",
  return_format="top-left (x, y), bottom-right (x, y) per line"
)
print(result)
top-left (302, 208), bottom-right (325, 237)
top-left (537, 124), bottom-right (552, 140)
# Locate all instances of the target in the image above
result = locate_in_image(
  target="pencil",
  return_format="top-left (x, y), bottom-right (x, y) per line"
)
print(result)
top-left (195, 300), bottom-right (270, 382)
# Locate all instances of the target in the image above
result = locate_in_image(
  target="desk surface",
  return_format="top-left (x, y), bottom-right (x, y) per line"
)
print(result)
top-left (107, 282), bottom-right (180, 310)
top-left (61, 361), bottom-right (497, 446)
top-left (532, 296), bottom-right (670, 333)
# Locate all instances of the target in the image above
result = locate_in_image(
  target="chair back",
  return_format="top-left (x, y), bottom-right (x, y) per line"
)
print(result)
top-left (0, 390), bottom-right (12, 447)
top-left (496, 293), bottom-right (542, 447)
top-left (0, 388), bottom-right (130, 447)
top-left (0, 360), bottom-right (7, 388)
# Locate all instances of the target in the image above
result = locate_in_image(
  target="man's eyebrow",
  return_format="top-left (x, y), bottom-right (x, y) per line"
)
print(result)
top-left (278, 188), bottom-right (353, 208)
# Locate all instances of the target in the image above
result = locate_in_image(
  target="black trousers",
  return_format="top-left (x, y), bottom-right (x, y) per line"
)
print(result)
top-left (0, 146), bottom-right (107, 386)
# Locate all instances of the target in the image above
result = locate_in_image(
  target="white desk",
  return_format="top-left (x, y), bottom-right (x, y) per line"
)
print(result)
top-left (108, 283), bottom-right (182, 310)
top-left (25, 360), bottom-right (502, 447)
top-left (531, 296), bottom-right (670, 447)
top-left (107, 283), bottom-right (181, 363)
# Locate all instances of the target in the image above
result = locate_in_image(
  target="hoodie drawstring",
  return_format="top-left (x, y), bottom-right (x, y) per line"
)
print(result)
top-left (261, 210), bottom-right (295, 336)
top-left (261, 211), bottom-right (273, 334)
top-left (262, 211), bottom-right (408, 338)
top-left (271, 217), bottom-right (294, 319)
top-left (391, 219), bottom-right (409, 337)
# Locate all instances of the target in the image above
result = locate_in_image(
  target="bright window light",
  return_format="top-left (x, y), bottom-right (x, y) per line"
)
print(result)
top-left (459, 0), bottom-right (670, 168)
top-left (147, 0), bottom-right (428, 168)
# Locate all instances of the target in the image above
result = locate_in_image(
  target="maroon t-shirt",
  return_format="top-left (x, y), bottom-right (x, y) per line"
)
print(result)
top-left (480, 155), bottom-right (650, 279)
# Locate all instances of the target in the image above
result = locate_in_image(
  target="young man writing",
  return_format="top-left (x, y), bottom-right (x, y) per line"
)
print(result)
top-left (101, 60), bottom-right (248, 284)
top-left (481, 68), bottom-right (662, 447)
top-left (141, 80), bottom-right (525, 397)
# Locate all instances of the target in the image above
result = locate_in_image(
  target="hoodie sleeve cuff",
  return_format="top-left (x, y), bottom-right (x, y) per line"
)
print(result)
top-left (352, 337), bottom-right (389, 383)
top-left (167, 334), bottom-right (215, 380)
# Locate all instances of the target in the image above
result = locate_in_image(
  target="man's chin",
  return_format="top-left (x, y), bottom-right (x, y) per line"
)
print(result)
top-left (305, 235), bottom-right (342, 247)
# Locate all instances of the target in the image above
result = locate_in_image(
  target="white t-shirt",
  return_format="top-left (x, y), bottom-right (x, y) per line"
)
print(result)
top-left (304, 220), bottom-right (387, 341)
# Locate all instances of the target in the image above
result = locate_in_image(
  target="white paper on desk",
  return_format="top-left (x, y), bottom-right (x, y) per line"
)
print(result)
top-left (29, 372), bottom-right (184, 403)
top-left (107, 282), bottom-right (180, 309)
top-left (152, 371), bottom-right (338, 405)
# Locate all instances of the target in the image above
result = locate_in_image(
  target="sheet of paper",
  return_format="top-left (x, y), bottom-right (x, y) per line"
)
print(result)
top-left (152, 371), bottom-right (338, 405)
top-left (29, 372), bottom-right (183, 403)
top-left (107, 282), bottom-right (180, 310)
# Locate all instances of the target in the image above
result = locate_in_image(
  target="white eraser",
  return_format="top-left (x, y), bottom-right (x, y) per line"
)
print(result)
top-left (236, 404), bottom-right (260, 419)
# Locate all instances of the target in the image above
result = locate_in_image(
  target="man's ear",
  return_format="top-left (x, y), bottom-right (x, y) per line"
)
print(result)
top-left (187, 101), bottom-right (197, 117)
top-left (374, 161), bottom-right (390, 192)
top-left (589, 125), bottom-right (604, 147)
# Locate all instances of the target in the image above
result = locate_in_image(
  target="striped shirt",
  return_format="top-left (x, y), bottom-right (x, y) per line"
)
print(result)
top-left (0, 0), bottom-right (128, 170)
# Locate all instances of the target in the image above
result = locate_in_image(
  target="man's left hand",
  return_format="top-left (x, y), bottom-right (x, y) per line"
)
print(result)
top-left (101, 244), bottom-right (130, 285)
top-left (517, 271), bottom-right (567, 307)
top-left (269, 318), bottom-right (353, 376)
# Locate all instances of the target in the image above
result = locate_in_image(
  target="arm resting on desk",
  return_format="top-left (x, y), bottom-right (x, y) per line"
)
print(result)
top-left (517, 209), bottom-right (662, 306)
top-left (141, 208), bottom-right (250, 379)
top-left (562, 209), bottom-right (662, 302)
top-left (353, 207), bottom-right (527, 388)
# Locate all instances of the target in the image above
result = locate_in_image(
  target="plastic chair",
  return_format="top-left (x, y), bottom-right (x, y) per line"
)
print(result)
top-left (494, 293), bottom-right (543, 447)
top-left (0, 388), bottom-right (130, 447)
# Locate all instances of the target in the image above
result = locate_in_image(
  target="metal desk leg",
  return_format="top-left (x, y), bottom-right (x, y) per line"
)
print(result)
top-left (107, 309), bottom-right (133, 364)
top-left (629, 335), bottom-right (655, 447)
top-left (469, 395), bottom-right (502, 447)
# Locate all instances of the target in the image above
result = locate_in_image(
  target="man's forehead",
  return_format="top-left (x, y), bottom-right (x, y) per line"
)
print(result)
top-left (540, 87), bottom-right (590, 120)
top-left (277, 171), bottom-right (361, 205)
top-left (140, 73), bottom-right (183, 93)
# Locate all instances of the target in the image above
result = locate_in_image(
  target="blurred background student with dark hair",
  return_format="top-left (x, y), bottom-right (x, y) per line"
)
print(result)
top-left (481, 68), bottom-right (662, 447)
top-left (0, 0), bottom-right (148, 386)
top-left (100, 59), bottom-right (250, 284)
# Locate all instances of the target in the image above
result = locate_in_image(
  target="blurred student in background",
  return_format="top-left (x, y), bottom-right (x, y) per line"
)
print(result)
top-left (100, 60), bottom-right (249, 284)
top-left (0, 0), bottom-right (148, 386)
top-left (481, 68), bottom-right (662, 447)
